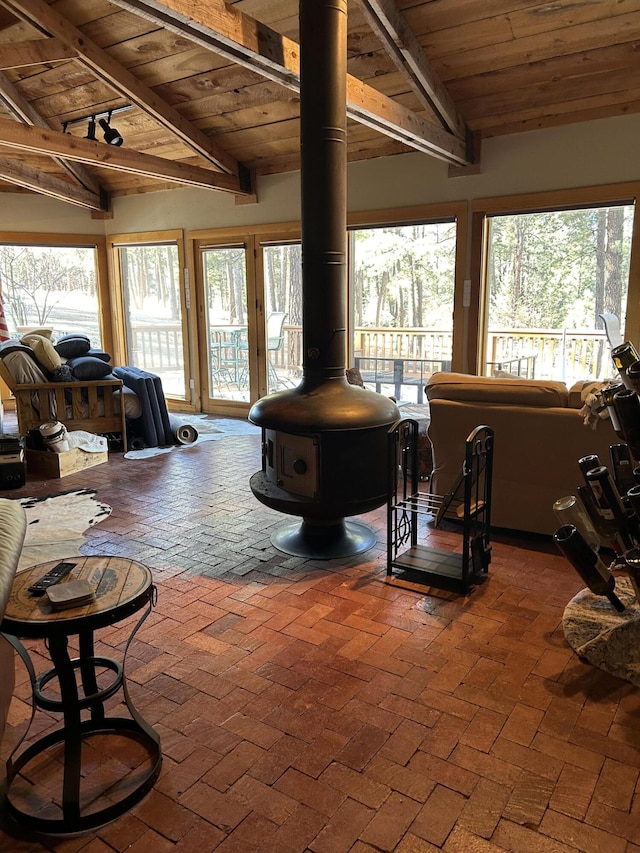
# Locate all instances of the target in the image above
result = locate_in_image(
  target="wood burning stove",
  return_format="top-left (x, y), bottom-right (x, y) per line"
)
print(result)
top-left (248, 0), bottom-right (400, 558)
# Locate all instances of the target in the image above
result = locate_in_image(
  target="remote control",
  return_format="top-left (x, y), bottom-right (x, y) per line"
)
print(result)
top-left (28, 562), bottom-right (76, 596)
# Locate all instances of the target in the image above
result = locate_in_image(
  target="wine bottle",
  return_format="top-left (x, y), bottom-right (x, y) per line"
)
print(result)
top-left (578, 454), bottom-right (601, 479)
top-left (627, 360), bottom-right (640, 396)
top-left (553, 494), bottom-right (600, 552)
top-left (553, 524), bottom-right (624, 611)
top-left (611, 341), bottom-right (640, 390)
top-left (625, 484), bottom-right (640, 517)
top-left (623, 546), bottom-right (640, 601)
top-left (610, 443), bottom-right (636, 496)
top-left (601, 384), bottom-right (626, 440)
top-left (623, 505), bottom-right (640, 545)
top-left (585, 465), bottom-right (635, 551)
top-left (613, 388), bottom-right (640, 463)
top-left (576, 484), bottom-right (621, 553)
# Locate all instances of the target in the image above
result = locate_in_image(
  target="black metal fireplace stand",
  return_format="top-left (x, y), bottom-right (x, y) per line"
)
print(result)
top-left (387, 420), bottom-right (494, 594)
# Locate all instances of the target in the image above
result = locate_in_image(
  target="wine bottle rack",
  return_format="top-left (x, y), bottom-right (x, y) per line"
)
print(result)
top-left (387, 419), bottom-right (494, 594)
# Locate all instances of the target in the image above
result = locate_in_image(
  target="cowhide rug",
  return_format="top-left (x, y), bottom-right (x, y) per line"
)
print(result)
top-left (17, 488), bottom-right (112, 571)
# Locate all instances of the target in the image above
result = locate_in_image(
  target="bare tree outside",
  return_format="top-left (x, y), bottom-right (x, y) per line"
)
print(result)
top-left (0, 244), bottom-right (100, 344)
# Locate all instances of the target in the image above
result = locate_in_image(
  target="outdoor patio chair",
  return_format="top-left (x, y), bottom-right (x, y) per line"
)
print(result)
top-left (599, 313), bottom-right (623, 350)
top-left (267, 311), bottom-right (287, 390)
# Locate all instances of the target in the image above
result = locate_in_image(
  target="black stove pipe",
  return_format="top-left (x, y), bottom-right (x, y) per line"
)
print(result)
top-left (299, 0), bottom-right (348, 385)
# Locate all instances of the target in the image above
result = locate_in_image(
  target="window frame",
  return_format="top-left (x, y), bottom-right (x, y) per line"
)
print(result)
top-left (470, 182), bottom-right (640, 376)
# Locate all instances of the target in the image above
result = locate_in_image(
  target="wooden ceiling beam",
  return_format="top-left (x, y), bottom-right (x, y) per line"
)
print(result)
top-left (108, 0), bottom-right (470, 166)
top-left (0, 118), bottom-right (247, 192)
top-left (0, 156), bottom-right (107, 209)
top-left (0, 37), bottom-right (75, 69)
top-left (0, 0), bottom-right (246, 178)
top-left (0, 70), bottom-right (104, 197)
top-left (353, 0), bottom-right (467, 139)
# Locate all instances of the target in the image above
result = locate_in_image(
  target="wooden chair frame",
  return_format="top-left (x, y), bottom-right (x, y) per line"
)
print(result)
top-left (0, 360), bottom-right (128, 451)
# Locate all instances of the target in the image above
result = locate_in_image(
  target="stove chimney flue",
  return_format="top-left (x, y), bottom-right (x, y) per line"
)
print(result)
top-left (299, 0), bottom-right (348, 384)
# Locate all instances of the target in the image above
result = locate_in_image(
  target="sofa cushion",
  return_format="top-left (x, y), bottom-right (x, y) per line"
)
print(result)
top-left (55, 334), bottom-right (91, 359)
top-left (67, 355), bottom-right (113, 380)
top-left (426, 372), bottom-right (569, 407)
top-left (21, 333), bottom-right (62, 374)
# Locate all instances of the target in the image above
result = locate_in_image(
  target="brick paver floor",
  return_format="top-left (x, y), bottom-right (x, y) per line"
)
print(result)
top-left (1, 422), bottom-right (638, 852)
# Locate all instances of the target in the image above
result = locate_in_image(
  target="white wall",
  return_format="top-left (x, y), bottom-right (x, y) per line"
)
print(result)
top-left (1, 113), bottom-right (639, 236)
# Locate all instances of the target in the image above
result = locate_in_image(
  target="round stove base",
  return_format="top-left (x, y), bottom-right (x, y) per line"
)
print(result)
top-left (270, 517), bottom-right (377, 560)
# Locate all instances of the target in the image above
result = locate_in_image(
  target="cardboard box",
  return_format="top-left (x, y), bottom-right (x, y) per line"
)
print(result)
top-left (26, 447), bottom-right (108, 479)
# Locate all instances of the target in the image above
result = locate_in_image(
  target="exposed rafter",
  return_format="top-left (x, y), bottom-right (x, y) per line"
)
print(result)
top-left (0, 156), bottom-right (106, 209)
top-left (0, 0), bottom-right (247, 179)
top-left (108, 0), bottom-right (470, 166)
top-left (0, 118), bottom-right (248, 193)
top-left (0, 71), bottom-right (103, 197)
top-left (353, 0), bottom-right (467, 140)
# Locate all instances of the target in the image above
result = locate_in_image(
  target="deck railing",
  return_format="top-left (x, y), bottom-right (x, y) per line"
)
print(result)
top-left (127, 323), bottom-right (615, 388)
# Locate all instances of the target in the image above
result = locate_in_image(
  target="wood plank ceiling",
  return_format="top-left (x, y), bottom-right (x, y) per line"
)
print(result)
top-left (0, 0), bottom-right (634, 213)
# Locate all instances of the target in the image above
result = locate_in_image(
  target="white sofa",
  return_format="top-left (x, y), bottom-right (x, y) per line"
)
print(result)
top-left (0, 499), bottom-right (26, 748)
top-left (426, 372), bottom-right (620, 536)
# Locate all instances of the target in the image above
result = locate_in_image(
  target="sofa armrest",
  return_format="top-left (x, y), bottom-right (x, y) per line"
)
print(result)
top-left (0, 498), bottom-right (27, 749)
top-left (428, 399), bottom-right (619, 535)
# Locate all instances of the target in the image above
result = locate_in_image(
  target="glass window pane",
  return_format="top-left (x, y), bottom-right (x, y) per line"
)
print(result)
top-left (0, 244), bottom-right (101, 346)
top-left (120, 244), bottom-right (186, 399)
top-left (202, 246), bottom-right (249, 403)
top-left (485, 205), bottom-right (634, 384)
top-left (350, 223), bottom-right (456, 402)
top-left (263, 243), bottom-right (302, 392)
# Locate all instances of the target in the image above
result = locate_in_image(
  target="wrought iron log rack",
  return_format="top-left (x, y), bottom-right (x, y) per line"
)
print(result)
top-left (387, 420), bottom-right (494, 593)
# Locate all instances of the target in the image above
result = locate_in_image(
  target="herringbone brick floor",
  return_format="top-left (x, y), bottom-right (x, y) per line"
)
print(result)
top-left (1, 423), bottom-right (639, 852)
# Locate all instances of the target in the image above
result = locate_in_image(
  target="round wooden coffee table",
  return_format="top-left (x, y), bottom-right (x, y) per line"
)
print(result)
top-left (1, 556), bottom-right (162, 833)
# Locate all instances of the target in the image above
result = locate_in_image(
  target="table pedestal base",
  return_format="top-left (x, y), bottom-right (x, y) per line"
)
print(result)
top-left (4, 717), bottom-right (161, 833)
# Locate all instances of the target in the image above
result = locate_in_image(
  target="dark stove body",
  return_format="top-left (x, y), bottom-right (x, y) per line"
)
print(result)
top-left (250, 378), bottom-right (399, 521)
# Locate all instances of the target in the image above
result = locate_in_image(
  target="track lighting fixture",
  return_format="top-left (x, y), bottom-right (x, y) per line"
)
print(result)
top-left (99, 114), bottom-right (124, 146)
top-left (62, 105), bottom-right (131, 146)
top-left (85, 117), bottom-right (97, 141)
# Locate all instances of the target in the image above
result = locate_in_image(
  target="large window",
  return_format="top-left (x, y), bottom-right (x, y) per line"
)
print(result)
top-left (349, 220), bottom-right (457, 402)
top-left (0, 242), bottom-right (103, 346)
top-left (484, 204), bottom-right (635, 385)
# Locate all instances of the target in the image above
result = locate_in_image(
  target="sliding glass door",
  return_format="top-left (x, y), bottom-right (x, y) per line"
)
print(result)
top-left (109, 232), bottom-right (191, 404)
top-left (261, 241), bottom-right (302, 393)
top-left (194, 231), bottom-right (302, 413)
top-left (200, 243), bottom-right (250, 405)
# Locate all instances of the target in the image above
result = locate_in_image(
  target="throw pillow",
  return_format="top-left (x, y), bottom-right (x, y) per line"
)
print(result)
top-left (86, 348), bottom-right (111, 363)
top-left (67, 355), bottom-right (113, 380)
top-left (21, 333), bottom-right (62, 373)
top-left (54, 334), bottom-right (91, 359)
top-left (24, 328), bottom-right (53, 339)
top-left (491, 369), bottom-right (520, 379)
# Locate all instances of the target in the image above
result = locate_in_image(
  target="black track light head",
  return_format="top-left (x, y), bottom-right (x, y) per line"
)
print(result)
top-left (99, 117), bottom-right (124, 146)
